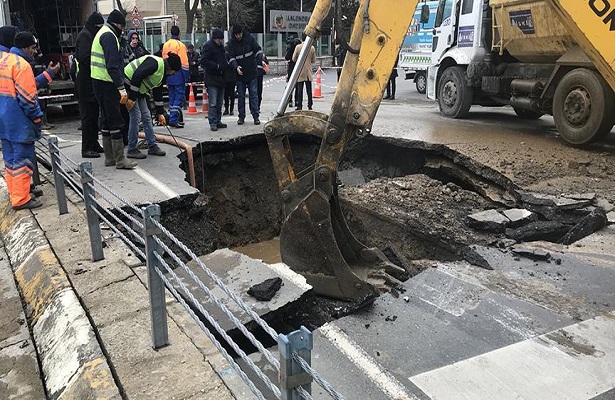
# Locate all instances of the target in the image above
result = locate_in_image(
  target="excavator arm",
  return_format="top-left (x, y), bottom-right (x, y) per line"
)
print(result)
top-left (264, 0), bottom-right (422, 300)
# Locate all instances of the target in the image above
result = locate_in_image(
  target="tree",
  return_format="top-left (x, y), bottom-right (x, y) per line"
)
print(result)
top-left (185, 0), bottom-right (200, 34)
top-left (201, 0), bottom-right (258, 32)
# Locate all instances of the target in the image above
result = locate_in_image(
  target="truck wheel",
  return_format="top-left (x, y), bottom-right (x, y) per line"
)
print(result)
top-left (553, 69), bottom-right (615, 145)
top-left (513, 107), bottom-right (543, 120)
top-left (438, 66), bottom-right (473, 119)
top-left (415, 72), bottom-right (427, 94)
top-left (62, 104), bottom-right (80, 115)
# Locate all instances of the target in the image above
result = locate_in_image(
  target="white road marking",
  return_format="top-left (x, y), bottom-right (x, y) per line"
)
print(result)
top-left (410, 311), bottom-right (615, 400)
top-left (133, 167), bottom-right (178, 198)
top-left (319, 324), bottom-right (419, 400)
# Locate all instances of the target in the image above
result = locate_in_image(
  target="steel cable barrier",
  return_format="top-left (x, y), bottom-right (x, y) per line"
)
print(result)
top-left (41, 135), bottom-right (346, 400)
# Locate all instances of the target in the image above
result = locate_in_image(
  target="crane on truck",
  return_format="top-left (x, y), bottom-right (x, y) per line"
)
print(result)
top-left (263, 0), bottom-right (613, 301)
top-left (427, 0), bottom-right (615, 145)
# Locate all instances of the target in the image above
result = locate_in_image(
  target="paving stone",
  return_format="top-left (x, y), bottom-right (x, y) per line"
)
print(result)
top-left (467, 209), bottom-right (509, 233)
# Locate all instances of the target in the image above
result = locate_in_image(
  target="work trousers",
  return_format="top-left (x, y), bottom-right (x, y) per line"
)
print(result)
top-left (224, 81), bottom-right (236, 112)
top-left (127, 96), bottom-right (156, 151)
top-left (168, 83), bottom-right (185, 125)
top-left (236, 78), bottom-right (259, 120)
top-left (93, 80), bottom-right (125, 140)
top-left (207, 85), bottom-right (224, 128)
top-left (1, 139), bottom-right (35, 207)
top-left (79, 98), bottom-right (99, 152)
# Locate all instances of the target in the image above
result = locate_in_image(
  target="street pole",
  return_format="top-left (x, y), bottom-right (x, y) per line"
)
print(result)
top-left (301, 0), bottom-right (303, 12)
top-left (226, 0), bottom-right (230, 32)
top-left (263, 0), bottom-right (266, 38)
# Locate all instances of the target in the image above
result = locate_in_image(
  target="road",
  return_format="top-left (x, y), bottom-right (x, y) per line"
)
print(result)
top-left (39, 70), bottom-right (615, 400)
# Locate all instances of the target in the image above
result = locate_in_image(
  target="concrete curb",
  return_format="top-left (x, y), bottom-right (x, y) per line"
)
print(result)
top-left (0, 179), bottom-right (121, 400)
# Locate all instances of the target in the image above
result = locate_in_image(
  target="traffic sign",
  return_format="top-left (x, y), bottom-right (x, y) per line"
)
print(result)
top-left (131, 6), bottom-right (142, 28)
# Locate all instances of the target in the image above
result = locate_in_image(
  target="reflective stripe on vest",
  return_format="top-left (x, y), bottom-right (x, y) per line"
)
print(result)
top-left (124, 55), bottom-right (165, 94)
top-left (90, 25), bottom-right (118, 82)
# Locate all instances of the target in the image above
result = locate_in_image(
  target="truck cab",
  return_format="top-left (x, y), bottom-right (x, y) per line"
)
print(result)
top-left (425, 0), bottom-right (615, 145)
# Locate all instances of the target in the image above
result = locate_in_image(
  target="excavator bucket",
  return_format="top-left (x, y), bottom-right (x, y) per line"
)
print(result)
top-left (279, 182), bottom-right (408, 300)
top-left (265, 112), bottom-right (408, 301)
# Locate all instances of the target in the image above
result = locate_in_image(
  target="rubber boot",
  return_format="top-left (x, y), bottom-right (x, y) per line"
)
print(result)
top-left (103, 136), bottom-right (115, 167)
top-left (112, 138), bottom-right (137, 169)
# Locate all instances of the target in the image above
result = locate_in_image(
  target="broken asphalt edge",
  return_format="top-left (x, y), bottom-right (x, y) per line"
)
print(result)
top-left (0, 178), bottom-right (122, 400)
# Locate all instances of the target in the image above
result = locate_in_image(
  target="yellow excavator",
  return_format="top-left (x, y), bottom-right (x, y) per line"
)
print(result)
top-left (263, 0), bottom-right (615, 301)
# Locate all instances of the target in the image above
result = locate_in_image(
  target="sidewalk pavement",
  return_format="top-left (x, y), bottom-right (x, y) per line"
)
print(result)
top-left (0, 171), bottom-right (253, 399)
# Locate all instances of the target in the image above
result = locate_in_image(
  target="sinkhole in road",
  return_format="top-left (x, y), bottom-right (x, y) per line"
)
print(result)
top-left (160, 133), bottom-right (605, 356)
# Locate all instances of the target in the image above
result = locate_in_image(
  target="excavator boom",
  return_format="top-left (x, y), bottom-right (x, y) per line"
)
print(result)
top-left (264, 0), bottom-right (420, 300)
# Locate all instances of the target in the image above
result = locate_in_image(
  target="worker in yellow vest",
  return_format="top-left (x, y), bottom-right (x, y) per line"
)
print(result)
top-left (90, 9), bottom-right (136, 169)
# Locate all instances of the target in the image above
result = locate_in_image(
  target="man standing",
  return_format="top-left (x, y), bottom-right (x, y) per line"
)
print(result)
top-left (123, 29), bottom-right (148, 66)
top-left (200, 28), bottom-right (228, 131)
top-left (186, 44), bottom-right (201, 102)
top-left (227, 23), bottom-right (263, 125)
top-left (124, 53), bottom-right (181, 158)
top-left (90, 9), bottom-right (136, 169)
top-left (75, 11), bottom-right (105, 158)
top-left (162, 26), bottom-right (189, 128)
top-left (292, 35), bottom-right (316, 111)
top-left (0, 32), bottom-right (44, 209)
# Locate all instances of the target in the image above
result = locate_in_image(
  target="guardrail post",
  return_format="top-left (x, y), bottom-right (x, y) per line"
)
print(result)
top-left (48, 136), bottom-right (68, 215)
top-left (79, 162), bottom-right (104, 261)
top-left (278, 326), bottom-right (313, 399)
top-left (142, 204), bottom-right (169, 349)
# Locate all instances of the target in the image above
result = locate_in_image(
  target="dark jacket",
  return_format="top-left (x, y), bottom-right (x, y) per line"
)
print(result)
top-left (200, 39), bottom-right (228, 88)
top-left (74, 22), bottom-right (100, 99)
top-left (227, 29), bottom-right (262, 82)
top-left (123, 29), bottom-right (149, 66)
top-left (285, 39), bottom-right (299, 77)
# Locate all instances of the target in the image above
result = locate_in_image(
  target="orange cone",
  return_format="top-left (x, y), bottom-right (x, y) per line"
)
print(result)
top-left (201, 84), bottom-right (209, 113)
top-left (313, 67), bottom-right (323, 99)
top-left (187, 84), bottom-right (199, 115)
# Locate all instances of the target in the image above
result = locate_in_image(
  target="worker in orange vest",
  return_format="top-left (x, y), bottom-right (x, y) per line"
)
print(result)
top-left (162, 26), bottom-right (189, 128)
top-left (0, 27), bottom-right (44, 210)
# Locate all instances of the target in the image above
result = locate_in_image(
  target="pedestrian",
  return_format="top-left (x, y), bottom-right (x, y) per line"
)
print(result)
top-left (162, 26), bottom-right (189, 128)
top-left (227, 23), bottom-right (263, 125)
top-left (11, 33), bottom-right (60, 130)
top-left (292, 35), bottom-right (316, 111)
top-left (90, 9), bottom-right (136, 169)
top-left (124, 53), bottom-right (181, 158)
top-left (0, 27), bottom-right (44, 209)
top-left (223, 41), bottom-right (236, 116)
top-left (75, 11), bottom-right (105, 158)
top-left (284, 36), bottom-right (299, 106)
top-left (186, 44), bottom-right (201, 102)
top-left (384, 59), bottom-right (398, 100)
top-left (123, 29), bottom-right (148, 65)
top-left (334, 40), bottom-right (347, 82)
top-left (200, 28), bottom-right (229, 132)
top-left (257, 52), bottom-right (269, 107)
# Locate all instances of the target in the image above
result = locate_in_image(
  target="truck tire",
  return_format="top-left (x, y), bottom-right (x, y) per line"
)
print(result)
top-left (438, 66), bottom-right (473, 119)
top-left (553, 69), bottom-right (615, 145)
top-left (62, 104), bottom-right (80, 115)
top-left (513, 107), bottom-right (543, 120)
top-left (415, 72), bottom-right (427, 94)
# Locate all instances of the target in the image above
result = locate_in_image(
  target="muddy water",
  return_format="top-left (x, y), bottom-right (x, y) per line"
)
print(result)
top-left (231, 238), bottom-right (281, 264)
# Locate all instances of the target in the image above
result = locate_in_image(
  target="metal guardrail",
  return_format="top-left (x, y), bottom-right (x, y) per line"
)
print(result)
top-left (42, 135), bottom-right (346, 400)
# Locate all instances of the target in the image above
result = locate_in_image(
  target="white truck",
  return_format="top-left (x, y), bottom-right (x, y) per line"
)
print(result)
top-left (426, 0), bottom-right (615, 145)
top-left (399, 1), bottom-right (438, 93)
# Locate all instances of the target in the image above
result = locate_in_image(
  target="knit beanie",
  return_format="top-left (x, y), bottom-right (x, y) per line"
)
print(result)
top-left (166, 52), bottom-right (181, 71)
top-left (0, 26), bottom-right (17, 48)
top-left (232, 24), bottom-right (242, 35)
top-left (14, 32), bottom-right (37, 48)
top-left (86, 12), bottom-right (104, 27)
top-left (212, 28), bottom-right (224, 40)
top-left (107, 10), bottom-right (126, 26)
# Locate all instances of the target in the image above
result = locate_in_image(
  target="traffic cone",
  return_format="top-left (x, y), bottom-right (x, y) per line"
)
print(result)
top-left (313, 67), bottom-right (323, 99)
top-left (201, 84), bottom-right (209, 113)
top-left (187, 84), bottom-right (199, 115)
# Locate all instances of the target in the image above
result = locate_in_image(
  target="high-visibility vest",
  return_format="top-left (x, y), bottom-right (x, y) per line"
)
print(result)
top-left (90, 25), bottom-right (118, 82)
top-left (124, 55), bottom-right (165, 94)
